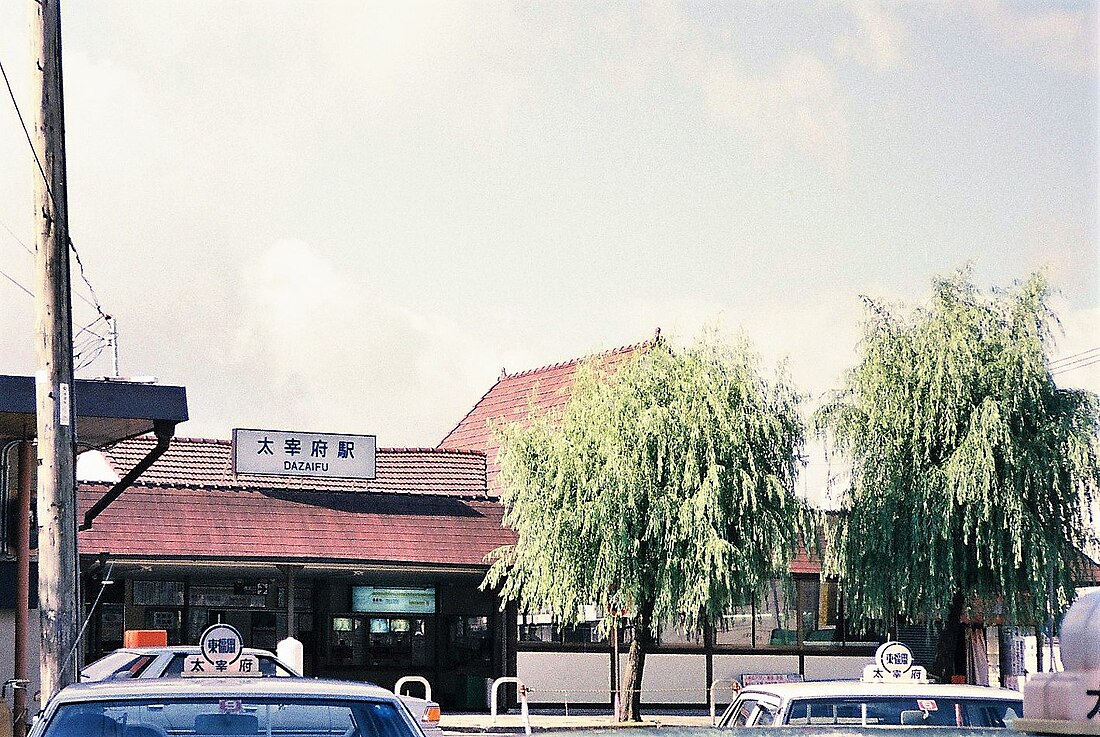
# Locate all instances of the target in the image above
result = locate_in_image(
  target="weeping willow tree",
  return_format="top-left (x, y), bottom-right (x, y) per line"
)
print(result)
top-left (483, 334), bottom-right (813, 720)
top-left (816, 272), bottom-right (1100, 682)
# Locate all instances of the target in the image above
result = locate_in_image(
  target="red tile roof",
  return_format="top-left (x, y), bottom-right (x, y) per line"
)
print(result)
top-left (790, 548), bottom-right (823, 575)
top-left (77, 482), bottom-right (513, 566)
top-left (436, 335), bottom-right (826, 575)
top-left (437, 339), bottom-right (651, 491)
top-left (77, 436), bottom-right (512, 567)
top-left (99, 436), bottom-right (487, 496)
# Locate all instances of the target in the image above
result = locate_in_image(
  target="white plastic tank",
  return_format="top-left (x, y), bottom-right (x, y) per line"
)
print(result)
top-left (277, 637), bottom-right (305, 676)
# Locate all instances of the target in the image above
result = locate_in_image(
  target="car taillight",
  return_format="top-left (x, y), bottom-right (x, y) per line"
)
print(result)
top-left (425, 706), bottom-right (441, 723)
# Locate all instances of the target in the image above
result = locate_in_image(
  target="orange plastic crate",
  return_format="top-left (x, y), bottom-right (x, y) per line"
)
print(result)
top-left (123, 629), bottom-right (168, 648)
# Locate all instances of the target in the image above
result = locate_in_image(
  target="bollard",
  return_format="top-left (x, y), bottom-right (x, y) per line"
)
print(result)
top-left (519, 684), bottom-right (532, 736)
top-left (709, 678), bottom-right (741, 726)
top-left (393, 676), bottom-right (432, 703)
top-left (490, 677), bottom-right (528, 726)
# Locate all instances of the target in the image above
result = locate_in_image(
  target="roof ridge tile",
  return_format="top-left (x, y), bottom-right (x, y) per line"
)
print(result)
top-left (500, 338), bottom-right (651, 380)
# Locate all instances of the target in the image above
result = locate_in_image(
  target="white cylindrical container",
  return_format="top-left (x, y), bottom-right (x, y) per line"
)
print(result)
top-left (277, 637), bottom-right (305, 676)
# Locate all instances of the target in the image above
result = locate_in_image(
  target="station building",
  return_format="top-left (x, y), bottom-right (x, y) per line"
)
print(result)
top-left (3, 340), bottom-right (940, 711)
top-left (26, 340), bottom-right (895, 711)
top-left (73, 440), bottom-right (514, 710)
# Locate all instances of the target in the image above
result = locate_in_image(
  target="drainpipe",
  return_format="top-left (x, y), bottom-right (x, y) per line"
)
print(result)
top-left (13, 441), bottom-right (32, 737)
top-left (80, 421), bottom-right (175, 531)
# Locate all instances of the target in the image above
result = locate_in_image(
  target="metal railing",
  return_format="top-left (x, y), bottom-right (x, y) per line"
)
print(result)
top-left (489, 677), bottom-right (535, 734)
top-left (393, 675), bottom-right (432, 703)
top-left (709, 678), bottom-right (740, 725)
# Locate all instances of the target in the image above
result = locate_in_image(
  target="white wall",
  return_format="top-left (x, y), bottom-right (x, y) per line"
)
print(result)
top-left (711, 653), bottom-right (801, 684)
top-left (517, 651), bottom-right (609, 704)
top-left (517, 651), bottom-right (876, 707)
top-left (628, 653), bottom-right (707, 704)
top-left (802, 653), bottom-right (868, 681)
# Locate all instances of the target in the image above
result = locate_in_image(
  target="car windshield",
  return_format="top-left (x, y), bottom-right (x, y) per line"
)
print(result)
top-left (42, 697), bottom-right (413, 737)
top-left (784, 696), bottom-right (1022, 727)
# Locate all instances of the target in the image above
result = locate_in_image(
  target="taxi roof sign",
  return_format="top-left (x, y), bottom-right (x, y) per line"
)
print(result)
top-left (199, 623), bottom-right (244, 667)
top-left (183, 624), bottom-right (262, 677)
top-left (181, 653), bottom-right (261, 677)
top-left (861, 641), bottom-right (928, 683)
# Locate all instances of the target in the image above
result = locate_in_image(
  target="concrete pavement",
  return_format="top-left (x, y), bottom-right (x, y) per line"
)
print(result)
top-left (441, 709), bottom-right (714, 733)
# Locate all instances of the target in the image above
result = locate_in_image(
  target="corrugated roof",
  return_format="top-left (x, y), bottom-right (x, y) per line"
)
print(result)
top-left (97, 436), bottom-right (487, 496)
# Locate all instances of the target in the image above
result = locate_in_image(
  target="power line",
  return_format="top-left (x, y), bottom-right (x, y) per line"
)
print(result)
top-left (74, 315), bottom-right (107, 342)
top-left (0, 218), bottom-right (34, 257)
top-left (0, 54), bottom-right (111, 324)
top-left (0, 56), bottom-right (51, 205)
top-left (0, 265), bottom-right (34, 298)
top-left (1052, 355), bottom-right (1100, 376)
top-left (1050, 346), bottom-right (1100, 369)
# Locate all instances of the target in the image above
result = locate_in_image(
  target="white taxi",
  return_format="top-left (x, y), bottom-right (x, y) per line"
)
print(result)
top-left (718, 679), bottom-right (1023, 728)
top-left (717, 642), bottom-right (1023, 729)
top-left (28, 677), bottom-right (426, 737)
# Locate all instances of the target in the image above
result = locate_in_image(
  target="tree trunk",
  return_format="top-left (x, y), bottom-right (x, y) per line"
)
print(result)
top-left (620, 606), bottom-right (653, 722)
top-left (931, 591), bottom-right (965, 683)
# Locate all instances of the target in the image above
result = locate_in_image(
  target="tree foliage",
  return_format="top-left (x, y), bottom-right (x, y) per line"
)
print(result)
top-left (483, 334), bottom-right (812, 717)
top-left (816, 272), bottom-right (1100, 649)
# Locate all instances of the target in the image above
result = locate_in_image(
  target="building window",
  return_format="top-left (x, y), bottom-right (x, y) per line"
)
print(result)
top-left (714, 601), bottom-right (754, 647)
top-left (758, 579), bottom-right (797, 647)
top-left (330, 615), bottom-right (429, 667)
top-left (133, 580), bottom-right (184, 606)
top-left (517, 607), bottom-right (609, 645)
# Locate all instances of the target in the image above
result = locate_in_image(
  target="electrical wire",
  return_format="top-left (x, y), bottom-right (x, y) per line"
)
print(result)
top-left (1050, 346), bottom-right (1100, 369)
top-left (1052, 355), bottom-right (1100, 376)
top-left (74, 315), bottom-right (107, 342)
top-left (0, 265), bottom-right (34, 298)
top-left (0, 56), bottom-right (51, 204)
top-left (0, 217), bottom-right (34, 257)
top-left (55, 562), bottom-right (114, 696)
top-left (0, 55), bottom-right (111, 325)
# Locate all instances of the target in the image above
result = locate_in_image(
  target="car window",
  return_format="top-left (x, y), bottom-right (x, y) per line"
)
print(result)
top-left (81, 653), bottom-right (155, 682)
top-left (960, 700), bottom-right (1022, 728)
top-left (42, 697), bottom-right (413, 737)
top-left (728, 698), bottom-right (758, 727)
top-left (784, 697), bottom-right (1023, 727)
top-left (750, 704), bottom-right (778, 726)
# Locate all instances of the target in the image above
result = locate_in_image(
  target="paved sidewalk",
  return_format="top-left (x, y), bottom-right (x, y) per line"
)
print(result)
top-left (441, 710), bottom-right (714, 733)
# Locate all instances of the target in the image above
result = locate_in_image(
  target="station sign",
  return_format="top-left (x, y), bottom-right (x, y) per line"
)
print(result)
top-left (232, 428), bottom-right (376, 480)
top-left (352, 586), bottom-right (436, 614)
top-left (861, 641), bottom-right (927, 683)
top-left (183, 623), bottom-right (261, 677)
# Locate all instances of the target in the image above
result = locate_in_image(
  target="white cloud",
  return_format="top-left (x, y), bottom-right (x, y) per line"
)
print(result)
top-left (231, 240), bottom-right (503, 446)
top-left (593, 2), bottom-right (852, 173)
top-left (971, 0), bottom-right (1096, 73)
top-left (689, 50), bottom-right (851, 173)
top-left (833, 2), bottom-right (905, 69)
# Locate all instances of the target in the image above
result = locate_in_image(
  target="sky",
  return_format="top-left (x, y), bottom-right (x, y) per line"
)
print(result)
top-left (0, 1), bottom-right (1096, 505)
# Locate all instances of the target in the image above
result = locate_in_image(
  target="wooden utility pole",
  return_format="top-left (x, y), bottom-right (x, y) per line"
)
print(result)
top-left (31, 0), bottom-right (80, 703)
